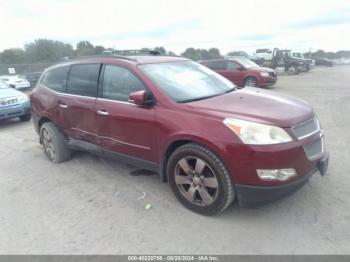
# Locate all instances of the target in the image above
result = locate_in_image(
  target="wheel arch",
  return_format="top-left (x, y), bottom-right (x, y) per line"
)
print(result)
top-left (243, 75), bottom-right (259, 86)
top-left (160, 135), bottom-right (228, 183)
top-left (38, 116), bottom-right (51, 130)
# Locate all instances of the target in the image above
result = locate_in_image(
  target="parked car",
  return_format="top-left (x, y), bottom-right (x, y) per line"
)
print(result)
top-left (199, 57), bottom-right (277, 87)
top-left (0, 75), bottom-right (30, 89)
top-left (255, 49), bottom-right (273, 61)
top-left (30, 55), bottom-right (328, 215)
top-left (22, 72), bottom-right (43, 88)
top-left (226, 51), bottom-right (265, 65)
top-left (0, 79), bottom-right (31, 121)
top-left (293, 53), bottom-right (315, 67)
top-left (315, 58), bottom-right (334, 67)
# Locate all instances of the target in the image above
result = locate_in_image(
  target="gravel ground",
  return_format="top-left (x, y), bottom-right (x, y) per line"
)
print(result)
top-left (0, 66), bottom-right (349, 254)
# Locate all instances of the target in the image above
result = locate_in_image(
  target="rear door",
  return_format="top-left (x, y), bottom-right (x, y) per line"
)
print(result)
top-left (207, 60), bottom-right (242, 85)
top-left (61, 63), bottom-right (101, 144)
top-left (225, 61), bottom-right (245, 86)
top-left (96, 64), bottom-right (157, 163)
top-left (39, 66), bottom-right (70, 129)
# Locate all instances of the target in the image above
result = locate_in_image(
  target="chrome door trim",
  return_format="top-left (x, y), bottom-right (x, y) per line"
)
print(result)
top-left (71, 127), bottom-right (151, 150)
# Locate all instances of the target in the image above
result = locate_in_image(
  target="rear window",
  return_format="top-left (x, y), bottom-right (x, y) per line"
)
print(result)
top-left (67, 64), bottom-right (100, 97)
top-left (41, 66), bottom-right (69, 92)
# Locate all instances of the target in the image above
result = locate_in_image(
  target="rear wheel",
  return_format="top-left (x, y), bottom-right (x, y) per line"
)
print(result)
top-left (40, 122), bottom-right (71, 163)
top-left (167, 143), bottom-right (235, 216)
top-left (244, 76), bottom-right (258, 87)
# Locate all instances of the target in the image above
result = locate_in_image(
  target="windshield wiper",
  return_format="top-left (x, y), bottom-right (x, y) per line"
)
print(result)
top-left (178, 93), bottom-right (222, 103)
top-left (179, 88), bottom-right (236, 103)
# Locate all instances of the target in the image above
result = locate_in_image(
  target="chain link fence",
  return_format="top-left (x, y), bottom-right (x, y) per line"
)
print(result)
top-left (0, 63), bottom-right (53, 88)
top-left (0, 63), bottom-right (52, 75)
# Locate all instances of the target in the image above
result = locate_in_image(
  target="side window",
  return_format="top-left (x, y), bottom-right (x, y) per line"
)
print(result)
top-left (207, 61), bottom-right (227, 70)
top-left (227, 62), bottom-right (240, 71)
top-left (101, 65), bottom-right (145, 102)
top-left (41, 66), bottom-right (69, 92)
top-left (67, 64), bottom-right (100, 97)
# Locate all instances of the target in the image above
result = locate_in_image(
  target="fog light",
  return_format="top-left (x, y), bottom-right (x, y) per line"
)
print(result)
top-left (257, 168), bottom-right (297, 181)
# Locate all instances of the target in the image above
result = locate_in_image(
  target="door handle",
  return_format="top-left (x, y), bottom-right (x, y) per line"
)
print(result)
top-left (59, 103), bottom-right (68, 109)
top-left (97, 110), bottom-right (109, 116)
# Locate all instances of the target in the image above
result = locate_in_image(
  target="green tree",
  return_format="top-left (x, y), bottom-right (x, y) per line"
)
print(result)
top-left (76, 41), bottom-right (95, 56)
top-left (154, 46), bottom-right (166, 55)
top-left (208, 48), bottom-right (222, 59)
top-left (181, 47), bottom-right (222, 60)
top-left (181, 47), bottom-right (200, 60)
top-left (25, 39), bottom-right (74, 63)
top-left (94, 45), bottom-right (105, 55)
top-left (0, 48), bottom-right (26, 64)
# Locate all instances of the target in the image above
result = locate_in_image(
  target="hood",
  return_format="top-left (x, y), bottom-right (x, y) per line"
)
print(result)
top-left (291, 57), bottom-right (307, 64)
top-left (0, 88), bottom-right (22, 98)
top-left (187, 87), bottom-right (313, 127)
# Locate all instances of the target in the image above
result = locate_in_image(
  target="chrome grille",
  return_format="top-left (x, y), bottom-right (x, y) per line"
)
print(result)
top-left (0, 97), bottom-right (18, 107)
top-left (292, 118), bottom-right (319, 139)
top-left (303, 138), bottom-right (324, 160)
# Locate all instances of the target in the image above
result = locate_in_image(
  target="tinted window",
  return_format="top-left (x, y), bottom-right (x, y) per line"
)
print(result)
top-left (67, 64), bottom-right (100, 97)
top-left (227, 61), bottom-right (241, 70)
top-left (207, 61), bottom-right (227, 70)
top-left (41, 66), bottom-right (69, 92)
top-left (101, 65), bottom-right (145, 101)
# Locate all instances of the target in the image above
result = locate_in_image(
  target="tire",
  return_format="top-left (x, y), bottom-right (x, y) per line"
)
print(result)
top-left (244, 76), bottom-right (258, 87)
top-left (19, 113), bottom-right (31, 122)
top-left (40, 122), bottom-right (71, 163)
top-left (167, 143), bottom-right (235, 216)
top-left (287, 65), bottom-right (299, 75)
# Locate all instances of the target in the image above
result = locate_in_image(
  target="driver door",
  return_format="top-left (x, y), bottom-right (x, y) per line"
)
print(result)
top-left (95, 64), bottom-right (157, 163)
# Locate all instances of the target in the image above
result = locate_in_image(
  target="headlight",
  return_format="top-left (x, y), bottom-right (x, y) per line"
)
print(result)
top-left (17, 93), bottom-right (28, 102)
top-left (260, 71), bottom-right (269, 77)
top-left (223, 118), bottom-right (293, 145)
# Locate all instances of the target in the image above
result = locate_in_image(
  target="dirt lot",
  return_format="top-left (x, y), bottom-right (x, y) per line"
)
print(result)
top-left (0, 66), bottom-right (349, 254)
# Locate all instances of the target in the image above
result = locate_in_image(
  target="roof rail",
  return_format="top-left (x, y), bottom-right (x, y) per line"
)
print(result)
top-left (59, 55), bottom-right (137, 62)
top-left (103, 49), bottom-right (162, 56)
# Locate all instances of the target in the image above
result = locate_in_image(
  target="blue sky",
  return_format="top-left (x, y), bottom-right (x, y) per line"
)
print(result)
top-left (0, 0), bottom-right (349, 54)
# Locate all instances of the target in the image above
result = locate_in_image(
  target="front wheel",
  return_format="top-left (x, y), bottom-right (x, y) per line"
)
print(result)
top-left (244, 76), bottom-right (258, 87)
top-left (19, 113), bottom-right (31, 122)
top-left (167, 143), bottom-right (235, 216)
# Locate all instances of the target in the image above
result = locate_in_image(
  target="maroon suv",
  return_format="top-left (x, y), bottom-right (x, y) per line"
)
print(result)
top-left (30, 55), bottom-right (328, 215)
top-left (200, 58), bottom-right (277, 87)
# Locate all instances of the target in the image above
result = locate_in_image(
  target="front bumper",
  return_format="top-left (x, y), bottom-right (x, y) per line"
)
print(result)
top-left (261, 76), bottom-right (277, 86)
top-left (0, 101), bottom-right (31, 120)
top-left (236, 153), bottom-right (329, 206)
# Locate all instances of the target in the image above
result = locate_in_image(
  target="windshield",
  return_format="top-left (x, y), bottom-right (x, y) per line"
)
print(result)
top-left (233, 58), bottom-right (259, 68)
top-left (139, 61), bottom-right (236, 103)
top-left (0, 80), bottom-right (9, 89)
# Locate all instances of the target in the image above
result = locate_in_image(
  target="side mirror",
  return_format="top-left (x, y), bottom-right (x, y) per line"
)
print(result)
top-left (128, 90), bottom-right (155, 106)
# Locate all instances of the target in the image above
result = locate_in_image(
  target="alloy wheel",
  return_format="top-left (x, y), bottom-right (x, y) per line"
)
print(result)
top-left (42, 128), bottom-right (55, 160)
top-left (245, 78), bottom-right (256, 87)
top-left (174, 156), bottom-right (219, 206)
